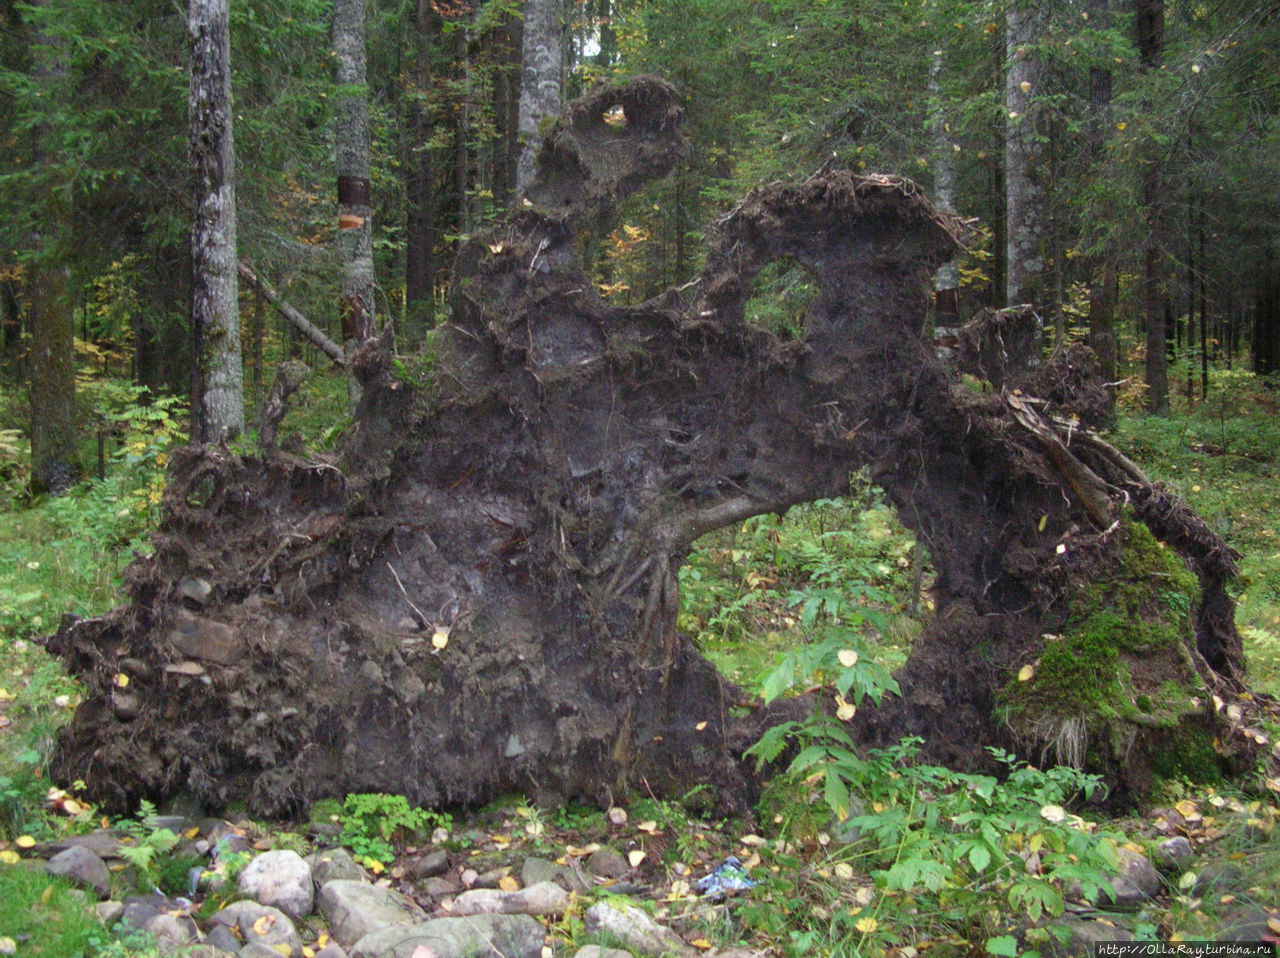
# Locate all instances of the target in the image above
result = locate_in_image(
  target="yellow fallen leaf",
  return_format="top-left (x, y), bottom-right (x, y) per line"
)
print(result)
top-left (636, 820), bottom-right (659, 834)
top-left (855, 916), bottom-right (879, 934)
top-left (1267, 918), bottom-right (1280, 934)
top-left (1017, 664), bottom-right (1035, 682)
top-left (0, 850), bottom-right (20, 864)
top-left (0, 936), bottom-right (15, 955)
top-left (1055, 543), bottom-right (1067, 554)
top-left (253, 914), bottom-right (276, 935)
top-left (668, 879), bottom-right (691, 899)
top-left (431, 628), bottom-right (450, 650)
top-left (835, 695), bottom-right (856, 722)
top-left (837, 649), bottom-right (859, 668)
top-left (316, 933), bottom-right (329, 948)
top-left (271, 946), bottom-right (292, 957)
top-left (303, 948), bottom-right (315, 958)
top-left (41, 884), bottom-right (54, 903)
top-left (368, 859), bottom-right (385, 875)
top-left (1038, 514), bottom-right (1047, 532)
top-left (691, 939), bottom-right (713, 951)
top-left (114, 673), bottom-right (129, 688)
top-left (738, 834), bottom-right (766, 846)
top-left (498, 875), bottom-right (519, 892)
top-left (627, 849), bottom-right (646, 868)
top-left (834, 863), bottom-right (854, 880)
top-left (1040, 805), bottom-right (1066, 824)
top-left (15, 835), bottom-right (36, 849)
top-left (694, 721), bottom-right (708, 731)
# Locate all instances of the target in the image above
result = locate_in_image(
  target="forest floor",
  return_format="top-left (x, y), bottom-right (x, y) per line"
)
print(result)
top-left (1, 360), bottom-right (1279, 956)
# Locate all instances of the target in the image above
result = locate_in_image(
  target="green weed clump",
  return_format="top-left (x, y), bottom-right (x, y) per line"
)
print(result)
top-left (339, 792), bottom-right (451, 865)
top-left (745, 734), bottom-right (1123, 957)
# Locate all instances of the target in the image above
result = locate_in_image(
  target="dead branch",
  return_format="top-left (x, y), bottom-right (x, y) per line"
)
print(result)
top-left (238, 261), bottom-right (346, 365)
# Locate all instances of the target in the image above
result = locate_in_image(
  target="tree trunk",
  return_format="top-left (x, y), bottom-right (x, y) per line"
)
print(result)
top-left (189, 0), bottom-right (244, 443)
top-left (334, 0), bottom-right (375, 361)
top-left (1137, 0), bottom-right (1168, 414)
top-left (47, 80), bottom-right (1256, 818)
top-left (404, 0), bottom-right (441, 336)
top-left (929, 48), bottom-right (960, 327)
top-left (26, 0), bottom-right (80, 494)
top-left (29, 269), bottom-right (80, 495)
top-left (516, 0), bottom-right (563, 194)
top-left (1004, 2), bottom-right (1043, 314)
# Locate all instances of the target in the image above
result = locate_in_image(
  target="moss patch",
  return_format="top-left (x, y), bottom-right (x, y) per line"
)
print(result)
top-left (1001, 515), bottom-right (1208, 772)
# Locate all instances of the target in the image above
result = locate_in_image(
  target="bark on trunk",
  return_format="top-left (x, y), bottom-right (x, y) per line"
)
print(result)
top-left (404, 0), bottom-right (441, 336)
top-left (27, 0), bottom-right (80, 494)
top-left (1004, 2), bottom-right (1043, 314)
top-left (1137, 0), bottom-right (1168, 414)
top-left (929, 47), bottom-right (960, 326)
top-left (189, 0), bottom-right (243, 443)
top-left (47, 80), bottom-right (1258, 819)
top-left (516, 0), bottom-right (563, 194)
top-left (29, 268), bottom-right (80, 495)
top-left (333, 0), bottom-right (375, 356)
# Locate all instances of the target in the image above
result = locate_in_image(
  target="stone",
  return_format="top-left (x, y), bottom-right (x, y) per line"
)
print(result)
top-left (308, 847), bottom-right (368, 888)
top-left (317, 879), bottom-right (427, 950)
top-left (349, 914), bottom-right (545, 958)
top-left (521, 856), bottom-right (591, 893)
top-left (1217, 906), bottom-right (1278, 942)
top-left (238, 849), bottom-right (315, 918)
top-left (1099, 847), bottom-right (1161, 909)
top-left (46, 845), bottom-right (111, 899)
top-left (584, 900), bottom-right (695, 957)
top-left (423, 876), bottom-right (463, 897)
top-left (1044, 917), bottom-right (1135, 957)
top-left (204, 924), bottom-right (243, 953)
top-left (170, 948), bottom-right (237, 958)
top-left (166, 611), bottom-right (245, 665)
top-left (403, 848), bottom-right (449, 881)
top-left (209, 900), bottom-right (303, 955)
top-left (573, 948), bottom-right (633, 958)
top-left (1155, 836), bottom-right (1194, 870)
top-left (121, 894), bottom-right (188, 931)
top-left (451, 881), bottom-right (570, 918)
top-left (585, 847), bottom-right (630, 880)
top-left (241, 945), bottom-right (296, 958)
top-left (314, 944), bottom-right (351, 958)
top-left (143, 912), bottom-right (197, 952)
top-left (97, 901), bottom-right (125, 926)
top-left (1191, 862), bottom-right (1245, 896)
top-left (47, 829), bottom-right (127, 861)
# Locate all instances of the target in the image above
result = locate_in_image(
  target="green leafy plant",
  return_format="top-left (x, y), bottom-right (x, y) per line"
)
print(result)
top-left (339, 792), bottom-right (451, 865)
top-left (116, 800), bottom-right (180, 891)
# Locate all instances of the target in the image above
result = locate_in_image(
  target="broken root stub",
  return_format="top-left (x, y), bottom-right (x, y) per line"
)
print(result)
top-left (47, 78), bottom-right (1260, 816)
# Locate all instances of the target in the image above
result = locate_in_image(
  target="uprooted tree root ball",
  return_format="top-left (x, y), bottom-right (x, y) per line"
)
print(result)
top-left (46, 78), bottom-right (1264, 816)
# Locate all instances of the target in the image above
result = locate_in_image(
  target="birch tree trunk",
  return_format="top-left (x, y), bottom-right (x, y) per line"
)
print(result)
top-left (334, 0), bottom-right (375, 359)
top-left (189, 0), bottom-right (243, 442)
top-left (1004, 2), bottom-right (1043, 312)
top-left (516, 0), bottom-right (563, 194)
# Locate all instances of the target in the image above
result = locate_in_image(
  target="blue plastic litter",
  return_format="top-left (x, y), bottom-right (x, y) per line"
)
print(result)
top-left (695, 855), bottom-right (758, 899)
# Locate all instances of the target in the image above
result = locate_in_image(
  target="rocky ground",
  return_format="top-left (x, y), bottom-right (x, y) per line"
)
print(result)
top-left (4, 790), bottom-right (1279, 957)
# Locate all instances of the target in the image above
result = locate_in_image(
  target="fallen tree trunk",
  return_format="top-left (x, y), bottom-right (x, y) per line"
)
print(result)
top-left (47, 78), bottom-right (1263, 816)
top-left (237, 260), bottom-right (345, 365)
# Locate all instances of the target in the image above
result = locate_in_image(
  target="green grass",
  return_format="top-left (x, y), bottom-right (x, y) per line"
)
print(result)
top-left (0, 866), bottom-right (118, 957)
top-left (1112, 366), bottom-right (1280, 695)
